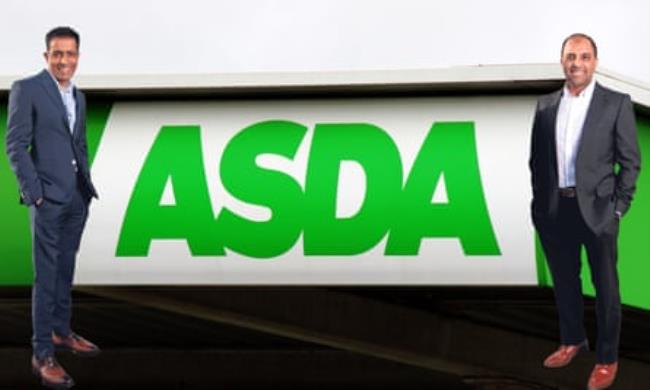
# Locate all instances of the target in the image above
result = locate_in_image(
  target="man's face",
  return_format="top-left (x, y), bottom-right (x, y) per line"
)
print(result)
top-left (44, 37), bottom-right (79, 86)
top-left (561, 37), bottom-right (598, 93)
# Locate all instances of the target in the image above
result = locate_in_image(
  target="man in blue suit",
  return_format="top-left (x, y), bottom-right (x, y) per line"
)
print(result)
top-left (6, 26), bottom-right (100, 389)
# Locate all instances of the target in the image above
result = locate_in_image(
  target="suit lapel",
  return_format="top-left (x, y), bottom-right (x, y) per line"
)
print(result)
top-left (37, 70), bottom-right (72, 134)
top-left (576, 83), bottom-right (606, 164)
top-left (73, 88), bottom-right (82, 138)
top-left (546, 90), bottom-right (562, 184)
top-left (580, 83), bottom-right (606, 141)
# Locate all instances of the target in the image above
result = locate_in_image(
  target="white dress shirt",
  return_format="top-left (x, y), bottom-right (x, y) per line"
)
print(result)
top-left (47, 71), bottom-right (78, 173)
top-left (555, 79), bottom-right (596, 188)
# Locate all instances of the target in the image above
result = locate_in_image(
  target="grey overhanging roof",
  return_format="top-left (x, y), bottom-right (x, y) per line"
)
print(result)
top-left (1, 64), bottom-right (649, 110)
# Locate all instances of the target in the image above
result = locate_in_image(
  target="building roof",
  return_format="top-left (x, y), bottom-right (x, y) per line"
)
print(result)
top-left (1, 64), bottom-right (649, 110)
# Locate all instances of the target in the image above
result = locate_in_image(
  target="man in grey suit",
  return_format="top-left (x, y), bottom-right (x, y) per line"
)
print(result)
top-left (6, 26), bottom-right (101, 389)
top-left (529, 33), bottom-right (641, 390)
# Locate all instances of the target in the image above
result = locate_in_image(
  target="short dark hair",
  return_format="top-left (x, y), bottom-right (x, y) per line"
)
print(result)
top-left (561, 33), bottom-right (597, 58)
top-left (45, 26), bottom-right (80, 50)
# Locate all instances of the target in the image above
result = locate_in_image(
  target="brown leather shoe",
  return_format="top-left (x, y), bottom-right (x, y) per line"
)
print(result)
top-left (543, 341), bottom-right (588, 368)
top-left (587, 362), bottom-right (618, 390)
top-left (31, 355), bottom-right (75, 389)
top-left (53, 332), bottom-right (101, 357)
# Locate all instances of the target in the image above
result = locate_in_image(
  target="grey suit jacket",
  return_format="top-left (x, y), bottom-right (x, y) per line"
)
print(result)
top-left (5, 69), bottom-right (98, 206)
top-left (529, 82), bottom-right (641, 235)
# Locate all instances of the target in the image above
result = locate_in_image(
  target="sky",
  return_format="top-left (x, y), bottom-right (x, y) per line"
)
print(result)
top-left (1, 0), bottom-right (648, 84)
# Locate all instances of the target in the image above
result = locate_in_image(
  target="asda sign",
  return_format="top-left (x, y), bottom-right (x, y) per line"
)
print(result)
top-left (116, 120), bottom-right (500, 258)
top-left (2, 96), bottom-right (648, 310)
top-left (75, 97), bottom-right (537, 285)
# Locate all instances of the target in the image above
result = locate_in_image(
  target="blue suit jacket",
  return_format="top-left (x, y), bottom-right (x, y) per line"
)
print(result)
top-left (5, 69), bottom-right (98, 205)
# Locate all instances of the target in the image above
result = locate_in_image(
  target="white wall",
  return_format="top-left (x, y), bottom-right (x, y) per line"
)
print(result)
top-left (1, 0), bottom-right (648, 84)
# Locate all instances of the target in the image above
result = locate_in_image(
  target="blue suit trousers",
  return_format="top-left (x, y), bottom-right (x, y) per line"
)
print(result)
top-left (29, 178), bottom-right (89, 359)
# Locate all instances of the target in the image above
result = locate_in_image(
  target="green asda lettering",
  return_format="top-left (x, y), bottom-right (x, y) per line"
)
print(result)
top-left (116, 120), bottom-right (500, 258)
